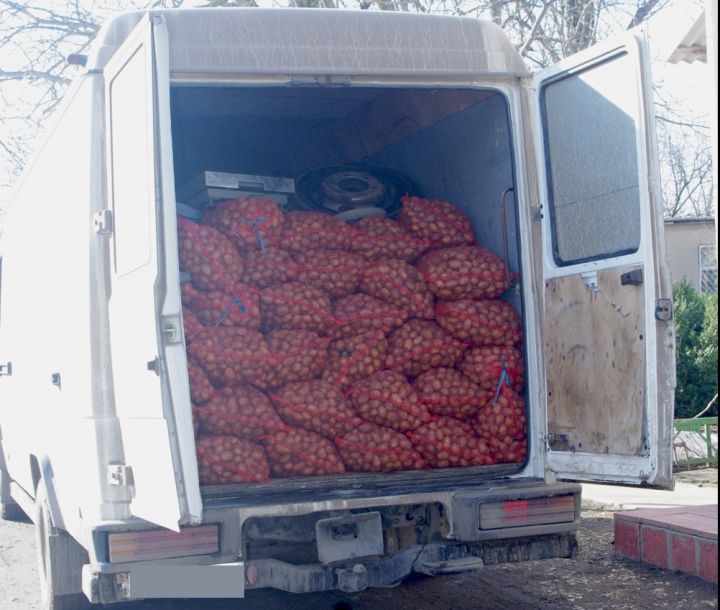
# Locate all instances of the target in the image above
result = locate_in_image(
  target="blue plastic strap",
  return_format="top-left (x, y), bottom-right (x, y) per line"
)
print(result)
top-left (243, 216), bottom-right (268, 258)
top-left (492, 354), bottom-right (513, 407)
top-left (215, 295), bottom-right (248, 327)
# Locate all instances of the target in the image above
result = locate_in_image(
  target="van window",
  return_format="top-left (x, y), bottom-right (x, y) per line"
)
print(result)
top-left (541, 52), bottom-right (642, 265)
top-left (109, 44), bottom-right (153, 278)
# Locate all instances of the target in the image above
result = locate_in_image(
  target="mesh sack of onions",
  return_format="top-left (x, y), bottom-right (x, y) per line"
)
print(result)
top-left (260, 428), bottom-right (346, 477)
top-left (435, 299), bottom-right (523, 347)
top-left (255, 329), bottom-right (331, 390)
top-left (293, 248), bottom-right (369, 299)
top-left (331, 293), bottom-right (408, 339)
top-left (322, 329), bottom-right (388, 390)
top-left (412, 367), bottom-right (491, 421)
top-left (457, 346), bottom-right (526, 394)
top-left (348, 215), bottom-right (434, 262)
top-left (385, 320), bottom-right (468, 378)
top-left (269, 379), bottom-right (362, 440)
top-left (196, 435), bottom-right (270, 485)
top-left (240, 247), bottom-right (300, 288)
top-left (186, 326), bottom-right (276, 386)
top-left (194, 385), bottom-right (290, 441)
top-left (182, 306), bottom-right (204, 344)
top-left (417, 246), bottom-right (509, 301)
top-left (257, 281), bottom-right (336, 335)
top-left (406, 416), bottom-right (494, 468)
top-left (359, 258), bottom-right (435, 320)
top-left (200, 196), bottom-right (284, 252)
top-left (183, 283), bottom-right (261, 331)
top-left (472, 385), bottom-right (527, 464)
top-left (397, 195), bottom-right (475, 248)
top-left (177, 216), bottom-right (244, 292)
top-left (335, 423), bottom-right (427, 473)
top-left (187, 354), bottom-right (218, 405)
top-left (346, 370), bottom-right (435, 432)
top-left (278, 211), bottom-right (362, 253)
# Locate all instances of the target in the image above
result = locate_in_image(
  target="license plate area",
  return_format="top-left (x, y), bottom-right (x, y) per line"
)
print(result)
top-left (315, 512), bottom-right (383, 565)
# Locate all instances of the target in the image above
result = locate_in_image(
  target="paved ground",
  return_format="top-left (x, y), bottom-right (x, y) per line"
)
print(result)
top-left (2, 469), bottom-right (717, 610)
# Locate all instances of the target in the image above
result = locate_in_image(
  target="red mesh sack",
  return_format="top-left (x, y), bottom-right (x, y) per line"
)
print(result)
top-left (260, 428), bottom-right (346, 477)
top-left (397, 195), bottom-right (475, 248)
top-left (293, 248), bottom-right (368, 299)
top-left (182, 306), bottom-right (203, 344)
top-left (201, 196), bottom-right (284, 252)
top-left (346, 370), bottom-right (435, 432)
top-left (257, 281), bottom-right (335, 335)
top-left (472, 386), bottom-right (527, 464)
top-left (177, 216), bottom-right (244, 292)
top-left (278, 211), bottom-right (362, 253)
top-left (187, 326), bottom-right (276, 386)
top-left (196, 435), bottom-right (270, 484)
top-left (457, 346), bottom-right (526, 394)
top-left (335, 423), bottom-right (427, 473)
top-left (435, 299), bottom-right (523, 347)
top-left (183, 283), bottom-right (261, 331)
top-left (322, 329), bottom-right (388, 390)
top-left (348, 215), bottom-right (434, 262)
top-left (406, 416), bottom-right (494, 468)
top-left (269, 379), bottom-right (362, 440)
top-left (255, 330), bottom-right (331, 390)
top-left (240, 247), bottom-right (300, 288)
top-left (412, 368), bottom-right (490, 421)
top-left (417, 246), bottom-right (510, 301)
top-left (187, 354), bottom-right (218, 405)
top-left (385, 320), bottom-right (468, 377)
top-left (331, 294), bottom-right (408, 339)
top-left (359, 258), bottom-right (435, 320)
top-left (194, 385), bottom-right (290, 441)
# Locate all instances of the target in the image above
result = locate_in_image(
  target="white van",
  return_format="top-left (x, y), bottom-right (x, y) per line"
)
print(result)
top-left (0, 7), bottom-right (675, 608)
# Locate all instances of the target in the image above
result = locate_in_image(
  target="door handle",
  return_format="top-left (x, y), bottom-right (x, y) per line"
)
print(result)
top-left (0, 362), bottom-right (11, 376)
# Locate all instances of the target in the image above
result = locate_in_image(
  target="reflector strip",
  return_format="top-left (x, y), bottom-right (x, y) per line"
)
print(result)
top-left (109, 524), bottom-right (219, 563)
top-left (478, 495), bottom-right (575, 530)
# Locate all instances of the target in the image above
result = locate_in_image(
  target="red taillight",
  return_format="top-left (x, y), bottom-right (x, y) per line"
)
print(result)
top-left (478, 495), bottom-right (575, 529)
top-left (108, 524), bottom-right (219, 563)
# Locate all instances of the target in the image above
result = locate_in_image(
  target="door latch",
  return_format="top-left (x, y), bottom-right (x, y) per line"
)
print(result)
top-left (655, 299), bottom-right (673, 321)
top-left (620, 269), bottom-right (643, 286)
top-left (0, 362), bottom-right (11, 377)
top-left (93, 209), bottom-right (113, 235)
top-left (163, 323), bottom-right (177, 342)
top-left (545, 434), bottom-right (576, 453)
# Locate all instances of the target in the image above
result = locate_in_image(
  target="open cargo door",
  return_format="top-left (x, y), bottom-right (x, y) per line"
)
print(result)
top-left (533, 28), bottom-right (675, 488)
top-left (104, 14), bottom-right (200, 530)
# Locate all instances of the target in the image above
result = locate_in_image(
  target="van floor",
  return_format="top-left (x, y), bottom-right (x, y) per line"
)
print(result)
top-left (1, 499), bottom-right (718, 609)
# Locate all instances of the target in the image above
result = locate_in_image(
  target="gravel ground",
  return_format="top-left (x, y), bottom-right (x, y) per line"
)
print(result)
top-left (1, 493), bottom-right (717, 610)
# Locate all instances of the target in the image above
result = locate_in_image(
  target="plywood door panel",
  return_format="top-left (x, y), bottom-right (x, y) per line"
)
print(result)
top-left (545, 267), bottom-right (645, 455)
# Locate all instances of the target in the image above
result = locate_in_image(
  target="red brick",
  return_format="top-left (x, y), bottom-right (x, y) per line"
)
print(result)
top-left (615, 519), bottom-right (640, 560)
top-left (641, 526), bottom-right (669, 568)
top-left (699, 541), bottom-right (718, 584)
top-left (670, 533), bottom-right (697, 575)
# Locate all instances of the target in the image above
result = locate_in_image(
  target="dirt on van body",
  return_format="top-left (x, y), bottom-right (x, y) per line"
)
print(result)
top-left (1, 498), bottom-right (717, 610)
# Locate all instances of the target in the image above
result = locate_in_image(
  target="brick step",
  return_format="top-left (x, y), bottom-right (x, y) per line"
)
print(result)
top-left (614, 504), bottom-right (718, 583)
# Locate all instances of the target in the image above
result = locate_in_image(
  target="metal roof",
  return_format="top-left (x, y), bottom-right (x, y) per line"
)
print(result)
top-left (86, 8), bottom-right (529, 77)
top-left (668, 11), bottom-right (707, 64)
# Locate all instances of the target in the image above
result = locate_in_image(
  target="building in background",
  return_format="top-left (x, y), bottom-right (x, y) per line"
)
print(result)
top-left (664, 217), bottom-right (717, 293)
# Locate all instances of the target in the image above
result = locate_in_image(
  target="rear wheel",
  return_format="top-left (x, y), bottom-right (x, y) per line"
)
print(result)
top-left (35, 483), bottom-right (91, 610)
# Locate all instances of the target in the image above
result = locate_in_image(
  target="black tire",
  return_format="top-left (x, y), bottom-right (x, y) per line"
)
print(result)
top-left (35, 484), bottom-right (91, 610)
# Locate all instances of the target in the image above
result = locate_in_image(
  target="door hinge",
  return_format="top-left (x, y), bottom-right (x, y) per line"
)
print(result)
top-left (93, 209), bottom-right (113, 235)
top-left (655, 298), bottom-right (673, 321)
top-left (544, 434), bottom-right (576, 453)
top-left (108, 465), bottom-right (133, 487)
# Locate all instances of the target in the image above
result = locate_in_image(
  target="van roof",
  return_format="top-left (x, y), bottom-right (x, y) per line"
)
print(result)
top-left (87, 8), bottom-right (529, 77)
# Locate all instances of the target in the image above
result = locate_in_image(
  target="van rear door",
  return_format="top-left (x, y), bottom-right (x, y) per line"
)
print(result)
top-left (532, 28), bottom-right (675, 488)
top-left (104, 14), bottom-right (201, 530)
